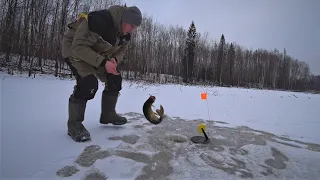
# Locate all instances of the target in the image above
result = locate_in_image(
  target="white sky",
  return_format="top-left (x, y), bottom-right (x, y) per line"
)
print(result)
top-left (124, 0), bottom-right (320, 75)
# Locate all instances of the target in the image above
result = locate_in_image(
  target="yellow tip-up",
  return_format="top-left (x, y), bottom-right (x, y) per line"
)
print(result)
top-left (197, 123), bottom-right (206, 134)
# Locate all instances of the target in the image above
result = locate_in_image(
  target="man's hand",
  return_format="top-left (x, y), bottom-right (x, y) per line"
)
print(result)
top-left (105, 58), bottom-right (120, 75)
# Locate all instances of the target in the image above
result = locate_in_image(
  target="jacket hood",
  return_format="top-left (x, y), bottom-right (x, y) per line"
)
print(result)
top-left (108, 5), bottom-right (126, 35)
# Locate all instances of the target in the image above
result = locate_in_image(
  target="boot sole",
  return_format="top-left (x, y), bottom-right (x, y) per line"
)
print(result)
top-left (100, 121), bottom-right (127, 125)
top-left (68, 132), bottom-right (91, 142)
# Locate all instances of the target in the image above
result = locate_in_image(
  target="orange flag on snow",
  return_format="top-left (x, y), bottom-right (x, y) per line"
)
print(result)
top-left (201, 93), bottom-right (207, 100)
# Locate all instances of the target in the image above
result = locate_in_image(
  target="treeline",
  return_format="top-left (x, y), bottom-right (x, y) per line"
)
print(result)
top-left (0, 0), bottom-right (319, 92)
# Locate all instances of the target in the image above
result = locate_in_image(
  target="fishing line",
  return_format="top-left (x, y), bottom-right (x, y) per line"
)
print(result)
top-left (206, 97), bottom-right (211, 122)
top-left (199, 85), bottom-right (212, 137)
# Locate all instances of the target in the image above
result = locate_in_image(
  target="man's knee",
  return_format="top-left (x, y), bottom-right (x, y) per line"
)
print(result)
top-left (104, 73), bottom-right (122, 93)
top-left (73, 74), bottom-right (98, 100)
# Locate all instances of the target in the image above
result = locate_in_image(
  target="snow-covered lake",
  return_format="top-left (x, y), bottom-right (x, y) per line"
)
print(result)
top-left (1, 72), bottom-right (319, 180)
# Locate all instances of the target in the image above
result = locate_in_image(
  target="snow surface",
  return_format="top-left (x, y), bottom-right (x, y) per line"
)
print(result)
top-left (1, 72), bottom-right (319, 180)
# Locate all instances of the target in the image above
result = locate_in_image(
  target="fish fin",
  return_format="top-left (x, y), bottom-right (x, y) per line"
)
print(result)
top-left (156, 105), bottom-right (164, 117)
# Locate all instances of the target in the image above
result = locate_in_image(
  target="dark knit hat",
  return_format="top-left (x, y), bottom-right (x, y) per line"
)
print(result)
top-left (122, 6), bottom-right (142, 26)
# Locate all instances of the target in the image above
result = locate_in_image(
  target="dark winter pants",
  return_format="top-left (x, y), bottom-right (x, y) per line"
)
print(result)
top-left (65, 58), bottom-right (122, 101)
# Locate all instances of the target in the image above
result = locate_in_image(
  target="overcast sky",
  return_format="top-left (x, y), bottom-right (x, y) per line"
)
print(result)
top-left (124, 0), bottom-right (320, 75)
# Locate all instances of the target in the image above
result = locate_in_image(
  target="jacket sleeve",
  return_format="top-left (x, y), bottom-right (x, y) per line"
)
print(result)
top-left (113, 41), bottom-right (129, 62)
top-left (71, 19), bottom-right (106, 68)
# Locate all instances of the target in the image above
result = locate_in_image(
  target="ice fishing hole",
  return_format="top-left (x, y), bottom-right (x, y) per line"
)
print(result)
top-left (165, 134), bottom-right (188, 143)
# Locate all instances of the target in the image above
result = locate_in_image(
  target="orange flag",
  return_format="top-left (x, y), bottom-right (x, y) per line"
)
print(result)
top-left (201, 93), bottom-right (207, 100)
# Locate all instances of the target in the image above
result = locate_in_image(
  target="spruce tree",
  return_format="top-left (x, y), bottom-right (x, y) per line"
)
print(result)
top-left (227, 43), bottom-right (235, 85)
top-left (183, 21), bottom-right (197, 83)
top-left (216, 34), bottom-right (225, 85)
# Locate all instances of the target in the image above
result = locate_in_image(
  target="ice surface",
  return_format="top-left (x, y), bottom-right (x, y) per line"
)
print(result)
top-left (1, 72), bottom-right (319, 180)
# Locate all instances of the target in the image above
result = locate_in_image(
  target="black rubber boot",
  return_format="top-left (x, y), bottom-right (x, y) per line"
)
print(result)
top-left (67, 95), bottom-right (91, 142)
top-left (100, 90), bottom-right (127, 125)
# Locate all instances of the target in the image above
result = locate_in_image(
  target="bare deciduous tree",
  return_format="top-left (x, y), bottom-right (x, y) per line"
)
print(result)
top-left (0, 0), bottom-right (318, 92)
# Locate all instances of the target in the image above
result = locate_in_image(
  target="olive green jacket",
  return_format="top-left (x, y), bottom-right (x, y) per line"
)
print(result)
top-left (61, 5), bottom-right (130, 79)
